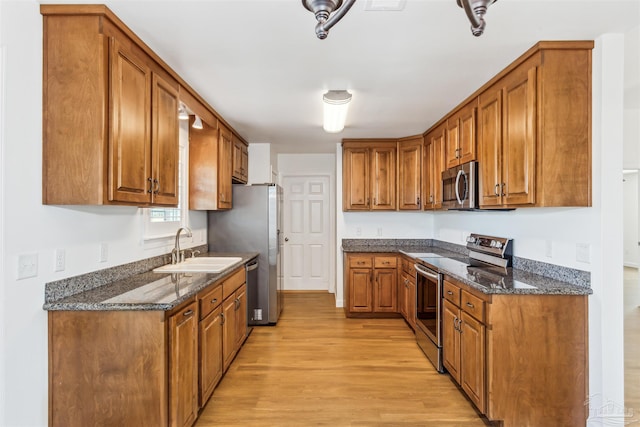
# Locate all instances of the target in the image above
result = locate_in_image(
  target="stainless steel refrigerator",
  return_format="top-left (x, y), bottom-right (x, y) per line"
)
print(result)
top-left (207, 184), bottom-right (283, 325)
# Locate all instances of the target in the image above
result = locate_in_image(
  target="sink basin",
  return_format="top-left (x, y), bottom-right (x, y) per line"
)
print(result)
top-left (154, 257), bottom-right (242, 273)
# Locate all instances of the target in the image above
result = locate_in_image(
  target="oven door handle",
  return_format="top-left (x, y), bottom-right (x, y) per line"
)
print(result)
top-left (414, 264), bottom-right (439, 280)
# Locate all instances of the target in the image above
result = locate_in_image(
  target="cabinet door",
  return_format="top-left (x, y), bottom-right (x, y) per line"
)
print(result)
top-left (108, 37), bottom-right (152, 204)
top-left (343, 147), bottom-right (370, 210)
top-left (423, 137), bottom-right (434, 210)
top-left (398, 138), bottom-right (422, 210)
top-left (222, 295), bottom-right (237, 371)
top-left (169, 302), bottom-right (198, 427)
top-left (188, 118), bottom-right (220, 210)
top-left (374, 268), bottom-right (397, 312)
top-left (199, 306), bottom-right (223, 407)
top-left (406, 280), bottom-right (416, 330)
top-left (502, 66), bottom-right (537, 206)
top-left (218, 126), bottom-right (233, 209)
top-left (151, 73), bottom-right (179, 206)
top-left (370, 146), bottom-right (396, 210)
top-left (478, 87), bottom-right (503, 208)
top-left (442, 300), bottom-right (461, 383)
top-left (458, 102), bottom-right (477, 164)
top-left (241, 145), bottom-right (249, 182)
top-left (348, 268), bottom-right (373, 312)
top-left (232, 139), bottom-right (244, 180)
top-left (445, 118), bottom-right (460, 169)
top-left (398, 274), bottom-right (408, 319)
top-left (431, 125), bottom-right (446, 210)
top-left (235, 284), bottom-right (247, 349)
top-left (460, 311), bottom-right (486, 413)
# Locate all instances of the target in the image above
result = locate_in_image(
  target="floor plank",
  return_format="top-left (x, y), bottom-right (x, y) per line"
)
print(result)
top-left (196, 292), bottom-right (488, 426)
top-left (625, 267), bottom-right (640, 415)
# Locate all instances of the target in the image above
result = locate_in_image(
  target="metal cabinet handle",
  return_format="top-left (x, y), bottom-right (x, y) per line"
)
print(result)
top-left (153, 178), bottom-right (160, 195)
top-left (429, 194), bottom-right (433, 203)
top-left (183, 309), bottom-right (194, 317)
top-left (416, 196), bottom-right (421, 207)
top-left (220, 312), bottom-right (225, 325)
top-left (466, 302), bottom-right (475, 308)
top-left (447, 290), bottom-right (453, 295)
top-left (373, 198), bottom-right (377, 206)
top-left (147, 177), bottom-right (153, 194)
top-left (494, 183), bottom-right (500, 197)
top-left (501, 183), bottom-right (506, 197)
top-left (211, 298), bottom-right (218, 304)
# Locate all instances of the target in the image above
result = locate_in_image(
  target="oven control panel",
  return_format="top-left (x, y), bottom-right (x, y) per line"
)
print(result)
top-left (466, 234), bottom-right (513, 258)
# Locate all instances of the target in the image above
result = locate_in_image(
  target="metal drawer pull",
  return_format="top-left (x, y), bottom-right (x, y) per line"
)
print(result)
top-left (447, 290), bottom-right (453, 295)
top-left (466, 302), bottom-right (474, 308)
top-left (183, 310), bottom-right (194, 317)
top-left (211, 298), bottom-right (218, 304)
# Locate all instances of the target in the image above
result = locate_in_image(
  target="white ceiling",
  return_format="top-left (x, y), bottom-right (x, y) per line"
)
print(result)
top-left (41, 0), bottom-right (640, 154)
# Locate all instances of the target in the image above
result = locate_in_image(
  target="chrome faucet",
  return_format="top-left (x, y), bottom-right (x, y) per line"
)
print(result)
top-left (172, 227), bottom-right (192, 264)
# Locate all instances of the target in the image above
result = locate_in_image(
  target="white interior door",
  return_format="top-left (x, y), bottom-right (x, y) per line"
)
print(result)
top-left (283, 175), bottom-right (330, 291)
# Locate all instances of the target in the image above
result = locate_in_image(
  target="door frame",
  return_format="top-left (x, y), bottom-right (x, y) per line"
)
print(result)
top-left (280, 173), bottom-right (336, 294)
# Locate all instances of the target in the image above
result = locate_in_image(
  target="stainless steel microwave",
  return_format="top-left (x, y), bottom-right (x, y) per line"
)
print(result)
top-left (442, 161), bottom-right (478, 210)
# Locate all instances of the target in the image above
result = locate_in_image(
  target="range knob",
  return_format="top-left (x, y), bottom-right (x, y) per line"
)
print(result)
top-left (466, 236), bottom-right (477, 244)
top-left (492, 240), bottom-right (503, 249)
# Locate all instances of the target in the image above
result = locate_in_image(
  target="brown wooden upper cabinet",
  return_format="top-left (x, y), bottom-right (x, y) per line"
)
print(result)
top-left (232, 136), bottom-right (249, 184)
top-left (445, 100), bottom-right (477, 169)
top-left (423, 124), bottom-right (446, 211)
top-left (477, 42), bottom-right (593, 208)
top-left (41, 6), bottom-right (180, 206)
top-left (342, 140), bottom-right (397, 211)
top-left (398, 136), bottom-right (423, 210)
top-left (189, 120), bottom-right (233, 210)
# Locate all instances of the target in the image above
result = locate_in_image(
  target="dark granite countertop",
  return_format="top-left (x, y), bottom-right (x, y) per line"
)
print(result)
top-left (43, 252), bottom-right (259, 311)
top-left (341, 239), bottom-right (591, 296)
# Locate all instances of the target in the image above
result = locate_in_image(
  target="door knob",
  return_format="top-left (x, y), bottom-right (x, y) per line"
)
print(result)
top-left (284, 237), bottom-right (289, 242)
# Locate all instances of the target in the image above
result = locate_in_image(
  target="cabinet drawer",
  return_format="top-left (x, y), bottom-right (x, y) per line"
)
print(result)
top-left (349, 256), bottom-right (372, 268)
top-left (443, 280), bottom-right (461, 306)
top-left (199, 285), bottom-right (223, 320)
top-left (461, 290), bottom-right (485, 322)
top-left (402, 258), bottom-right (416, 276)
top-left (374, 256), bottom-right (397, 268)
top-left (222, 267), bottom-right (246, 300)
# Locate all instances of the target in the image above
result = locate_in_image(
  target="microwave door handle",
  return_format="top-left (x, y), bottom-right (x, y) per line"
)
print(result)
top-left (455, 169), bottom-right (464, 205)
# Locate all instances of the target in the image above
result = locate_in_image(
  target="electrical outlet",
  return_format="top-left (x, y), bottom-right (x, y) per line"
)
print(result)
top-left (54, 249), bottom-right (65, 272)
top-left (99, 243), bottom-right (108, 263)
top-left (17, 253), bottom-right (38, 279)
top-left (377, 228), bottom-right (383, 236)
top-left (545, 240), bottom-right (553, 258)
top-left (576, 243), bottom-right (590, 263)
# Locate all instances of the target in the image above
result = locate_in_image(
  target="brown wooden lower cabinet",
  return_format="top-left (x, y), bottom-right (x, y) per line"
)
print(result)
top-left (48, 265), bottom-right (249, 427)
top-left (398, 255), bottom-right (417, 329)
top-left (441, 276), bottom-right (589, 427)
top-left (344, 253), bottom-right (399, 317)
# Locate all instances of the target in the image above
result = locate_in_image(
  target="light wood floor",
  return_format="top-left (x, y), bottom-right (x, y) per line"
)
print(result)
top-left (196, 292), bottom-right (489, 426)
top-left (625, 267), bottom-right (640, 414)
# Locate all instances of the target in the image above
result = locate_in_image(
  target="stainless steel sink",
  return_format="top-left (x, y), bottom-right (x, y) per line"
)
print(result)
top-left (153, 256), bottom-right (242, 273)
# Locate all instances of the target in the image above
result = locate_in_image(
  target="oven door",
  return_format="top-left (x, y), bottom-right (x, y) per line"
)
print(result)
top-left (414, 263), bottom-right (444, 373)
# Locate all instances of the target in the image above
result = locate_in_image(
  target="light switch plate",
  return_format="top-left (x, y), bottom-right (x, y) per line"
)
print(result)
top-left (545, 240), bottom-right (553, 258)
top-left (17, 253), bottom-right (38, 279)
top-left (99, 243), bottom-right (108, 263)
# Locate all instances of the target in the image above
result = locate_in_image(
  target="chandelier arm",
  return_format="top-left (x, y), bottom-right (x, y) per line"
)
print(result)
top-left (318, 0), bottom-right (356, 33)
top-left (458, 0), bottom-right (483, 31)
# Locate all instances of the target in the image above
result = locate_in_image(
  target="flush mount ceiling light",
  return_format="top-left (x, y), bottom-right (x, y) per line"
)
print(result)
top-left (323, 90), bottom-right (352, 133)
top-left (457, 0), bottom-right (497, 36)
top-left (178, 104), bottom-right (189, 120)
top-left (302, 0), bottom-right (498, 38)
top-left (192, 115), bottom-right (203, 130)
top-left (302, 0), bottom-right (356, 39)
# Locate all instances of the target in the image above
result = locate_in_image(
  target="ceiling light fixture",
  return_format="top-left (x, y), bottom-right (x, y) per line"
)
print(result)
top-left (192, 115), bottom-right (203, 130)
top-left (457, 0), bottom-right (497, 36)
top-left (178, 104), bottom-right (189, 120)
top-left (323, 90), bottom-right (352, 133)
top-left (302, 0), bottom-right (498, 38)
top-left (302, 0), bottom-right (356, 39)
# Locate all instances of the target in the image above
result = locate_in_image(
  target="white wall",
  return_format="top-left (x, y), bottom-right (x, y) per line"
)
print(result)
top-left (1, 3), bottom-right (207, 425)
top-left (248, 142), bottom-right (273, 184)
top-left (623, 172), bottom-right (639, 267)
top-left (623, 25), bottom-right (640, 169)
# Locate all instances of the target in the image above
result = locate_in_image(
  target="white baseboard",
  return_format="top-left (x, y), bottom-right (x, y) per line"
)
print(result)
top-left (335, 298), bottom-right (344, 308)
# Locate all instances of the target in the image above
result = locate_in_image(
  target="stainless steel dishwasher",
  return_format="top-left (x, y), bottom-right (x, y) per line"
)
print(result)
top-left (245, 258), bottom-right (260, 326)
